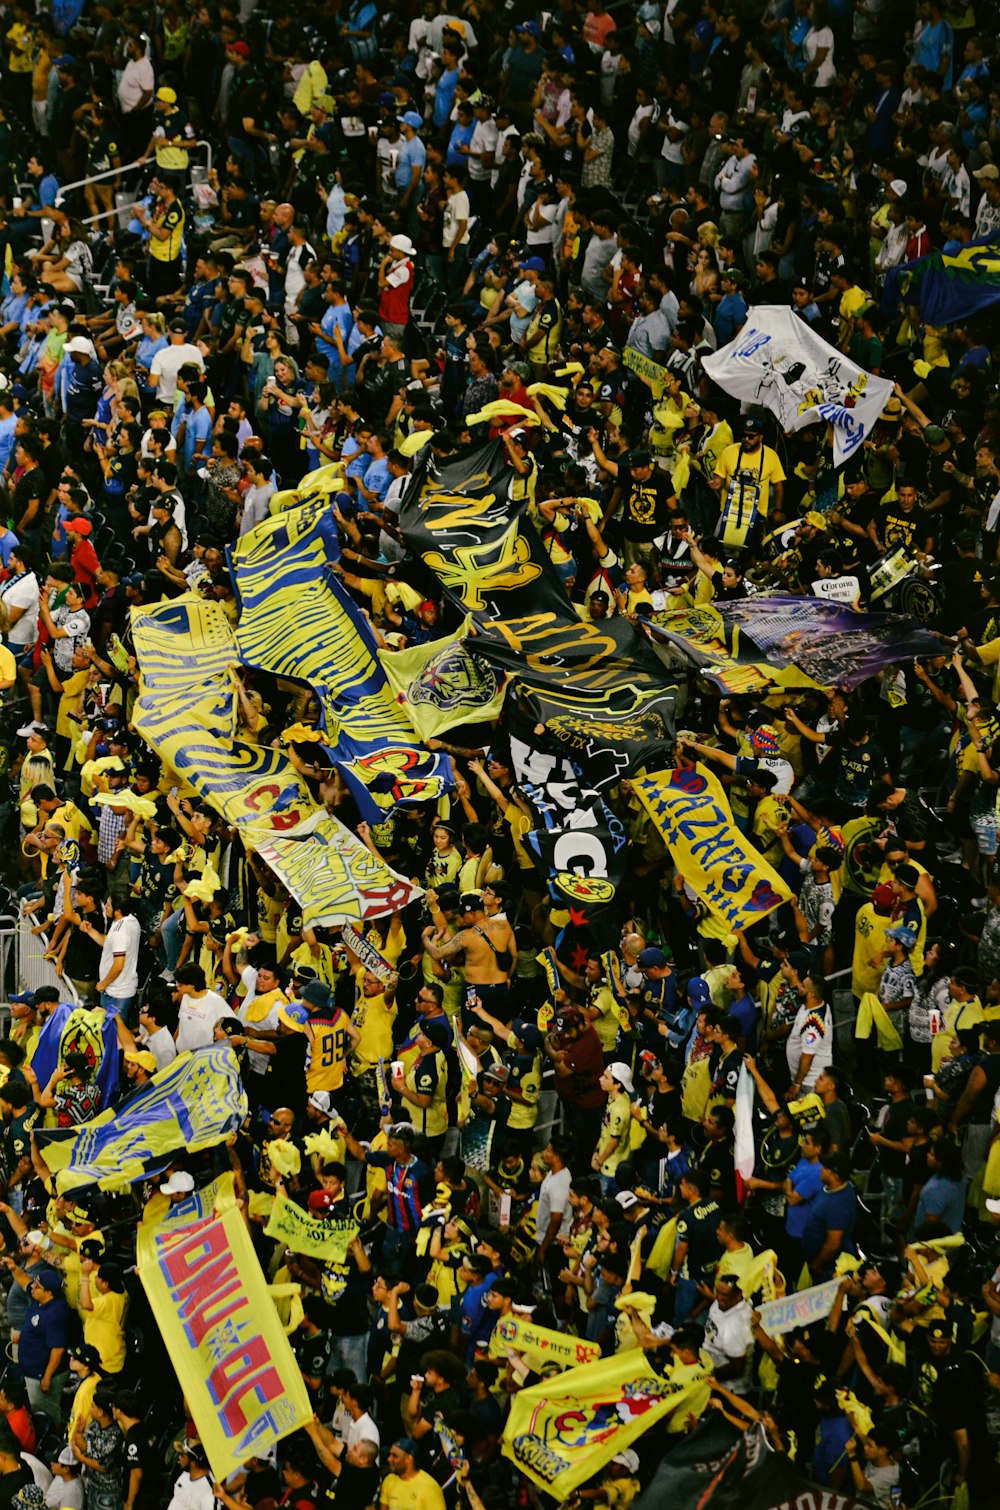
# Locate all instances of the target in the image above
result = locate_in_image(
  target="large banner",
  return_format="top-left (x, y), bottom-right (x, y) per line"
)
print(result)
top-left (714, 595), bottom-right (944, 690)
top-left (380, 628), bottom-right (508, 740)
top-left (137, 1205), bottom-right (311, 1481)
top-left (475, 615), bottom-right (676, 787)
top-left (502, 1349), bottom-right (709, 1497)
top-left (702, 306), bottom-right (894, 466)
top-left (229, 495), bottom-right (452, 812)
top-left (885, 237), bottom-right (1000, 325)
top-left (264, 1192), bottom-right (359, 1263)
top-left (398, 441), bottom-right (570, 619)
top-left (488, 1315), bottom-right (602, 1373)
top-left (646, 606), bottom-right (817, 695)
top-left (37, 1046), bottom-right (247, 1191)
top-left (132, 598), bottom-right (422, 927)
top-left (631, 765), bottom-right (791, 931)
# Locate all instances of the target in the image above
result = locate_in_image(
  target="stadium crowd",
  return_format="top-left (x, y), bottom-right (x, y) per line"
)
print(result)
top-left (3, 1), bottom-right (1000, 1509)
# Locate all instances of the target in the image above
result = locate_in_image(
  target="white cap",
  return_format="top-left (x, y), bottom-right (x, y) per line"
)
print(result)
top-left (389, 234), bottom-right (415, 256)
top-left (613, 1450), bottom-right (640, 1474)
top-left (607, 1061), bottom-right (635, 1094)
top-left (889, 178), bottom-right (908, 197)
top-left (986, 1197), bottom-right (1000, 1215)
top-left (309, 1091), bottom-right (333, 1116)
top-left (57, 1447), bottom-right (76, 1467)
top-left (160, 1171), bottom-right (196, 1195)
top-left (616, 1190), bottom-right (639, 1211)
top-left (64, 337), bottom-right (92, 355)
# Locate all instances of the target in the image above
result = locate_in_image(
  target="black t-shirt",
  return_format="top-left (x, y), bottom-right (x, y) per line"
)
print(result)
top-left (875, 501), bottom-right (931, 553)
top-left (122, 1423), bottom-right (158, 1510)
top-left (0, 1468), bottom-right (33, 1510)
top-left (244, 1465), bottom-right (282, 1508)
top-left (621, 474), bottom-right (675, 542)
top-left (878, 1098), bottom-right (912, 1177)
top-left (323, 1461), bottom-right (380, 1510)
top-left (293, 1327), bottom-right (333, 1392)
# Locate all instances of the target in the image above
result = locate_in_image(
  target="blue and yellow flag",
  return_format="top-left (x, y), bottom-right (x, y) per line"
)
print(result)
top-left (36, 1045), bottom-right (247, 1191)
top-left (885, 237), bottom-right (1000, 325)
top-left (380, 627), bottom-right (508, 740)
top-left (632, 764), bottom-right (792, 932)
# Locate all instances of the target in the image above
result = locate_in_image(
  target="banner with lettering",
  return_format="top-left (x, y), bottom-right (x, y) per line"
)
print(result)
top-left (502, 1349), bottom-right (709, 1496)
top-left (488, 1315), bottom-right (602, 1374)
top-left (754, 1278), bottom-right (841, 1336)
top-left (631, 765), bottom-right (791, 932)
top-left (646, 607), bottom-right (818, 695)
top-left (701, 305), bottom-right (894, 467)
top-left (36, 1046), bottom-right (247, 1192)
top-left (137, 1205), bottom-right (312, 1480)
top-left (622, 344), bottom-right (669, 396)
top-left (264, 1192), bottom-right (359, 1263)
top-left (398, 440), bottom-right (570, 619)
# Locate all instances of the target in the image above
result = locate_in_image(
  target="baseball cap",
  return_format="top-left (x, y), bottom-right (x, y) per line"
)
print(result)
top-left (926, 1318), bottom-right (956, 1339)
top-left (742, 415), bottom-right (765, 434)
top-left (985, 1196), bottom-right (1000, 1215)
top-left (518, 256), bottom-right (545, 272)
top-left (607, 1061), bottom-right (635, 1093)
top-left (872, 882), bottom-right (896, 912)
top-left (885, 924), bottom-right (917, 950)
top-left (924, 424), bottom-right (949, 445)
top-left (517, 20), bottom-right (542, 37)
top-left (227, 40), bottom-right (250, 57)
top-left (613, 1450), bottom-right (640, 1474)
top-left (168, 318), bottom-right (188, 334)
top-left (308, 1189), bottom-right (339, 1213)
top-left (821, 1152), bottom-right (851, 1179)
top-left (69, 1342), bottom-right (102, 1369)
top-left (55, 1448), bottom-right (76, 1468)
top-left (33, 1267), bottom-right (64, 1293)
top-left (394, 1438), bottom-right (420, 1459)
top-left (160, 1171), bottom-right (196, 1195)
top-left (511, 1020), bottom-right (543, 1053)
top-left (888, 178), bottom-right (908, 196)
top-left (156, 86), bottom-right (178, 104)
top-left (63, 337), bottom-right (91, 354)
top-left (308, 1091), bottom-right (333, 1116)
top-left (389, 234), bottom-right (416, 256)
top-left (277, 1003), bottom-right (310, 1032)
top-left (398, 110), bottom-right (423, 129)
top-left (687, 976), bottom-right (712, 1005)
top-left (55, 53), bottom-right (75, 66)
top-left (974, 163), bottom-right (1000, 179)
top-left (615, 1191), bottom-right (639, 1210)
top-left (124, 1049), bottom-right (157, 1072)
top-left (302, 980), bottom-right (331, 1009)
top-left (64, 518), bottom-right (92, 535)
top-left (638, 946), bottom-right (667, 969)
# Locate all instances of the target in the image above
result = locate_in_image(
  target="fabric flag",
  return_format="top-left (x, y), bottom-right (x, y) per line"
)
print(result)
top-left (646, 606), bottom-right (819, 695)
top-left (855, 990), bottom-right (903, 1052)
top-left (341, 923), bottom-right (394, 983)
top-left (734, 1064), bottom-right (756, 1189)
top-left (398, 439), bottom-right (570, 619)
top-left (30, 1004), bottom-right (119, 1111)
top-left (713, 595), bottom-right (945, 690)
top-left (634, 1417), bottom-right (866, 1510)
top-left (264, 1193), bottom-right (359, 1263)
top-left (884, 238), bottom-right (1000, 325)
top-left (755, 1278), bottom-right (841, 1335)
top-left (702, 305), bottom-right (894, 467)
top-left (253, 810), bottom-right (420, 930)
top-left (229, 494), bottom-right (452, 815)
top-left (137, 1204), bottom-right (311, 1481)
top-left (474, 615), bottom-right (676, 788)
top-left (631, 765), bottom-right (791, 932)
top-left (156, 1172), bottom-right (239, 1228)
top-left (36, 1045), bottom-right (248, 1191)
top-left (502, 1348), bottom-right (709, 1497)
top-left (380, 628), bottom-right (508, 740)
top-left (488, 1315), bottom-right (602, 1373)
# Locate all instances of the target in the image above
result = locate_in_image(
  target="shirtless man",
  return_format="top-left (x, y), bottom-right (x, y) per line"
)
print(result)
top-left (422, 892), bottom-right (517, 1025)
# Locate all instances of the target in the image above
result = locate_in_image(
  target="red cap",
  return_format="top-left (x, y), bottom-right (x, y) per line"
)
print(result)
top-left (307, 1189), bottom-right (337, 1213)
top-left (227, 40), bottom-right (250, 57)
top-left (65, 518), bottom-right (92, 535)
top-left (872, 882), bottom-right (895, 913)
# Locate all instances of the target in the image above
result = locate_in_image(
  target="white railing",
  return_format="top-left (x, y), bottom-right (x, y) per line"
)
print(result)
top-left (15, 905), bottom-right (80, 1004)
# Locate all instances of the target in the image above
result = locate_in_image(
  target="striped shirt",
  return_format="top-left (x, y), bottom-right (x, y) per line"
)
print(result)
top-left (366, 1151), bottom-right (432, 1234)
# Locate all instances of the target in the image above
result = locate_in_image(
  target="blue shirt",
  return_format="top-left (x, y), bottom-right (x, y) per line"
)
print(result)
top-left (459, 1268), bottom-right (502, 1361)
top-left (785, 1155), bottom-right (823, 1238)
top-left (433, 66), bottom-right (459, 129)
top-left (916, 19), bottom-right (954, 90)
top-left (181, 404), bottom-right (213, 471)
top-left (0, 527), bottom-right (19, 567)
top-left (19, 1293), bottom-right (71, 1379)
top-left (395, 134), bottom-right (426, 194)
top-left (714, 292), bottom-right (747, 345)
top-left (317, 301), bottom-right (354, 366)
top-left (0, 413), bottom-right (17, 476)
top-left (63, 357), bottom-right (104, 422)
top-left (913, 1173), bottom-right (966, 1237)
top-left (801, 1182), bottom-right (857, 1274)
top-left (446, 119), bottom-right (475, 168)
top-left (363, 455), bottom-right (391, 501)
top-left (37, 173), bottom-right (60, 208)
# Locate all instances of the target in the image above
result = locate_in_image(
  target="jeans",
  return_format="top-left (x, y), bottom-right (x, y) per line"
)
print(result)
top-left (381, 1226), bottom-right (416, 1273)
top-left (85, 1486), bottom-right (122, 1510)
top-left (25, 1369), bottom-right (69, 1423)
top-left (673, 1276), bottom-right (700, 1325)
top-left (100, 990), bottom-right (134, 1020)
top-left (159, 908), bottom-right (184, 971)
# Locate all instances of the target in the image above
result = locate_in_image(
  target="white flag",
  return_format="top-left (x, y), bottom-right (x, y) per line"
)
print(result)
top-left (734, 1063), bottom-right (756, 1183)
top-left (702, 305), bottom-right (894, 467)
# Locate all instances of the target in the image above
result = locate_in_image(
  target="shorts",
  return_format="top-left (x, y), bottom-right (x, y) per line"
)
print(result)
top-left (970, 797), bottom-right (998, 857)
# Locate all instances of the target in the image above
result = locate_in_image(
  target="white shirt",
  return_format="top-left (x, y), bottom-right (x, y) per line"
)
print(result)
top-left (703, 1299), bottom-right (753, 1393)
top-left (237, 965), bottom-right (283, 1074)
top-left (1, 571), bottom-right (39, 645)
top-left (536, 1166), bottom-right (572, 1245)
top-left (149, 342), bottom-right (205, 402)
top-left (45, 1472), bottom-right (82, 1510)
top-left (175, 989), bottom-right (230, 1052)
top-left (240, 479), bottom-right (276, 535)
top-left (347, 1412), bottom-right (380, 1457)
top-left (142, 1025), bottom-right (178, 1070)
top-left (786, 1003), bottom-right (834, 1088)
top-left (284, 241), bottom-right (317, 309)
top-left (468, 117), bottom-right (497, 181)
top-left (442, 190), bottom-right (471, 249)
top-left (100, 913), bottom-right (141, 998)
top-left (167, 1472), bottom-right (216, 1510)
top-left (803, 26), bottom-right (836, 87)
top-left (118, 55), bottom-right (155, 113)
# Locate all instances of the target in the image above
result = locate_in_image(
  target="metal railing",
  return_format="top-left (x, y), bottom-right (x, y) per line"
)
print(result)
top-left (15, 905), bottom-right (80, 1005)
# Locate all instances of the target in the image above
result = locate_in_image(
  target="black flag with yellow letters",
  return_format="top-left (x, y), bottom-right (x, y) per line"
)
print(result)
top-left (398, 440), bottom-right (570, 619)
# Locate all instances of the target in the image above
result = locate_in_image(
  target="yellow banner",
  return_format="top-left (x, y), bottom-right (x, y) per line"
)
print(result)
top-left (631, 764), bottom-right (792, 931)
top-left (502, 1348), bottom-right (708, 1496)
top-left (137, 1204), bottom-right (311, 1481)
top-left (158, 1171), bottom-right (238, 1227)
top-left (37, 1046), bottom-right (247, 1192)
top-left (623, 344), bottom-right (668, 396)
top-left (264, 1192), bottom-right (359, 1263)
top-left (488, 1315), bottom-right (602, 1373)
top-left (379, 628), bottom-right (507, 741)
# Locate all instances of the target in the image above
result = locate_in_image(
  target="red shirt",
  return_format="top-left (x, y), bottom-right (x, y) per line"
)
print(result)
top-left (379, 258), bottom-right (413, 327)
top-left (5, 1406), bottom-right (36, 1453)
top-left (556, 1026), bottom-right (606, 1108)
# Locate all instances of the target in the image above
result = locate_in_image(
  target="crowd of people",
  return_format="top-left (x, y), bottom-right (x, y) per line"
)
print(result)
top-left (1, 1), bottom-right (1000, 1510)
